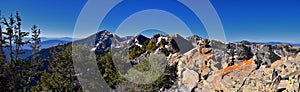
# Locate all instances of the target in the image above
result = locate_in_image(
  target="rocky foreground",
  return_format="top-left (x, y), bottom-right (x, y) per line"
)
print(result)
top-left (90, 30), bottom-right (300, 92)
top-left (166, 39), bottom-right (300, 92)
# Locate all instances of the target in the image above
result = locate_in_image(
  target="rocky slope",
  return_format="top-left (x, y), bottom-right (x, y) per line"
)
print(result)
top-left (164, 36), bottom-right (300, 92)
top-left (79, 30), bottom-right (300, 91)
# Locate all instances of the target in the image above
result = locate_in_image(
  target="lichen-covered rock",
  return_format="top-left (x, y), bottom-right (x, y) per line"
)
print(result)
top-left (206, 58), bottom-right (257, 91)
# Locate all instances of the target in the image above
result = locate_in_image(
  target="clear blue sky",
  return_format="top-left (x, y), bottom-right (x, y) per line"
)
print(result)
top-left (0, 0), bottom-right (299, 43)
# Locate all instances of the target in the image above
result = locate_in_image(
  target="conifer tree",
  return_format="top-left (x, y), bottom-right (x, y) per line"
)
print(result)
top-left (2, 13), bottom-right (15, 62)
top-left (30, 25), bottom-right (41, 61)
top-left (14, 11), bottom-right (30, 60)
top-left (0, 10), bottom-right (5, 61)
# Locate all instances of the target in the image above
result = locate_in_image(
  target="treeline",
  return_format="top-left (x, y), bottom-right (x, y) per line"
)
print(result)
top-left (0, 11), bottom-right (82, 91)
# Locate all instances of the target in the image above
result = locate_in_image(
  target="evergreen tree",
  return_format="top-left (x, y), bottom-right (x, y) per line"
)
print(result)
top-left (14, 11), bottom-right (30, 60)
top-left (35, 44), bottom-right (82, 91)
top-left (1, 13), bottom-right (15, 62)
top-left (0, 10), bottom-right (5, 61)
top-left (30, 25), bottom-right (41, 61)
top-left (0, 11), bottom-right (32, 91)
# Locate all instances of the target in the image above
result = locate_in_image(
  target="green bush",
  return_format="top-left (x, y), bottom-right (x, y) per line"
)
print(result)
top-left (128, 45), bottom-right (144, 60)
top-left (146, 41), bottom-right (157, 51)
top-left (135, 58), bottom-right (151, 72)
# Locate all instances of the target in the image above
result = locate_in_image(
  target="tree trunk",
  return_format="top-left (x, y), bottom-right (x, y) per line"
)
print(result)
top-left (0, 25), bottom-right (5, 61)
top-left (9, 37), bottom-right (13, 63)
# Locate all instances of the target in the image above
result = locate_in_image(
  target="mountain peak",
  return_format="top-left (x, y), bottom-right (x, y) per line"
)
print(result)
top-left (93, 30), bottom-right (114, 55)
top-left (238, 40), bottom-right (254, 45)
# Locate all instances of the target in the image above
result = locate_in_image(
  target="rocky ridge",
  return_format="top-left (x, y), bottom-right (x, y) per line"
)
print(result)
top-left (91, 30), bottom-right (300, 92)
top-left (165, 36), bottom-right (300, 92)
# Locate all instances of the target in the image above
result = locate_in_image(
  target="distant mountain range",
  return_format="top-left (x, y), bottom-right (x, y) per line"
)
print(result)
top-left (3, 37), bottom-right (73, 59)
top-left (21, 39), bottom-right (71, 50)
top-left (255, 42), bottom-right (300, 47)
top-left (40, 37), bottom-right (74, 42)
top-left (237, 40), bottom-right (300, 47)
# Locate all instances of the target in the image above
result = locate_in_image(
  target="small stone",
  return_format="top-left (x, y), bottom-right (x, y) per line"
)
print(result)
top-left (277, 80), bottom-right (288, 90)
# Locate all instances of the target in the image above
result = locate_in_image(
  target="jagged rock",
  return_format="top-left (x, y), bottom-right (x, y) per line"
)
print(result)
top-left (167, 53), bottom-right (181, 66)
top-left (241, 53), bottom-right (300, 92)
top-left (129, 35), bottom-right (149, 45)
top-left (151, 34), bottom-right (181, 56)
top-left (186, 35), bottom-right (201, 47)
top-left (211, 48), bottom-right (227, 70)
top-left (181, 69), bottom-right (199, 92)
top-left (170, 34), bottom-right (194, 54)
top-left (235, 44), bottom-right (254, 61)
top-left (251, 44), bottom-right (281, 66)
top-left (197, 38), bottom-right (211, 48)
top-left (273, 44), bottom-right (300, 57)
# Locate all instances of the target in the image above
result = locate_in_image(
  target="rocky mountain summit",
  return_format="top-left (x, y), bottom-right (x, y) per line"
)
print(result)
top-left (89, 30), bottom-right (300, 92)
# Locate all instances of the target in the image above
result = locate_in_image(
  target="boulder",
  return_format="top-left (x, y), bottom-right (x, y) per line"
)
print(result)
top-left (181, 69), bottom-right (199, 92)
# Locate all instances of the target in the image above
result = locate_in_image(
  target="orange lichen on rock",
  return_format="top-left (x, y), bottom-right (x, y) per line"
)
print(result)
top-left (212, 58), bottom-right (257, 91)
top-left (221, 58), bottom-right (255, 75)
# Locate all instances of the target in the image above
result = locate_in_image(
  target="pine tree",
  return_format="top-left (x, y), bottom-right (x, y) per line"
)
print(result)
top-left (0, 11), bottom-right (32, 91)
top-left (1, 13), bottom-right (15, 63)
top-left (30, 25), bottom-right (41, 61)
top-left (36, 44), bottom-right (82, 91)
top-left (0, 10), bottom-right (5, 61)
top-left (14, 11), bottom-right (30, 60)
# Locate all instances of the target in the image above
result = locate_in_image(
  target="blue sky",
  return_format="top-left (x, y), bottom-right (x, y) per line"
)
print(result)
top-left (0, 0), bottom-right (299, 43)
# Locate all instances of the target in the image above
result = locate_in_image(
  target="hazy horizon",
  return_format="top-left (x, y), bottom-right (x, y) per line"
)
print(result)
top-left (0, 0), bottom-right (299, 43)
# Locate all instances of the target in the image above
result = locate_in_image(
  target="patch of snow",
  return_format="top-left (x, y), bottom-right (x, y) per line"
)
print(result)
top-left (273, 50), bottom-right (282, 58)
top-left (114, 45), bottom-right (121, 48)
top-left (91, 48), bottom-right (96, 51)
top-left (135, 43), bottom-right (143, 48)
top-left (165, 45), bottom-right (170, 48)
top-left (157, 36), bottom-right (168, 45)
